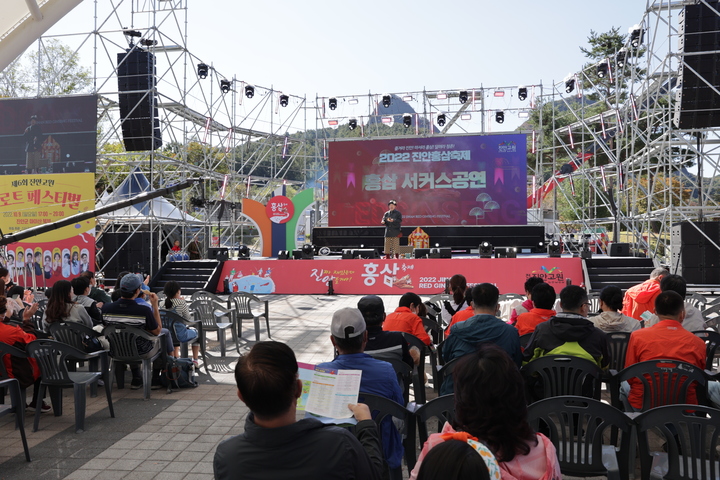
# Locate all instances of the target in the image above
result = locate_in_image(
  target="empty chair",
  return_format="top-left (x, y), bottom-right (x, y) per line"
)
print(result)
top-left (0, 378), bottom-right (30, 461)
top-left (103, 324), bottom-right (163, 400)
top-left (190, 291), bottom-right (225, 303)
top-left (26, 339), bottom-right (114, 433)
top-left (190, 299), bottom-right (232, 357)
top-left (605, 332), bottom-right (632, 373)
top-left (521, 355), bottom-right (604, 401)
top-left (385, 358), bottom-right (412, 406)
top-left (413, 393), bottom-right (455, 446)
top-left (47, 322), bottom-right (107, 397)
top-left (636, 404), bottom-right (720, 480)
top-left (693, 329), bottom-right (720, 370)
top-left (227, 292), bottom-right (270, 344)
top-left (0, 342), bottom-right (30, 412)
top-left (527, 395), bottom-right (634, 480)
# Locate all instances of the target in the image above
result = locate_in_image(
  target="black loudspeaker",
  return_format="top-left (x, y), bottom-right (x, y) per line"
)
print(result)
top-left (352, 249), bottom-right (379, 259)
top-left (609, 243), bottom-right (631, 257)
top-left (277, 250), bottom-right (291, 260)
top-left (414, 248), bottom-right (431, 259)
top-left (208, 247), bottom-right (229, 261)
top-left (675, 1), bottom-right (720, 129)
top-left (101, 232), bottom-right (152, 278)
top-left (117, 49), bottom-right (162, 151)
top-left (671, 221), bottom-right (720, 283)
top-left (429, 247), bottom-right (452, 259)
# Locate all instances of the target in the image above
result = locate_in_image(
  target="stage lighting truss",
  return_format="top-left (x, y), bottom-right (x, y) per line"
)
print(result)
top-left (437, 113), bottom-right (446, 127)
top-left (348, 117), bottom-right (357, 130)
top-left (597, 60), bottom-right (608, 78)
top-left (403, 113), bottom-right (412, 128)
top-left (458, 90), bottom-right (469, 104)
top-left (329, 97), bottom-right (337, 110)
top-left (495, 111), bottom-right (504, 124)
top-left (197, 63), bottom-right (209, 79)
top-left (382, 94), bottom-right (392, 108)
top-left (245, 85), bottom-right (255, 98)
top-left (518, 87), bottom-right (527, 101)
top-left (479, 241), bottom-right (493, 258)
top-left (279, 94), bottom-right (289, 107)
top-left (220, 79), bottom-right (231, 94)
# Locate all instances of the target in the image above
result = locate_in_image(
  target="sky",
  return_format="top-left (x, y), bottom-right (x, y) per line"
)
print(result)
top-left (45, 0), bottom-right (646, 101)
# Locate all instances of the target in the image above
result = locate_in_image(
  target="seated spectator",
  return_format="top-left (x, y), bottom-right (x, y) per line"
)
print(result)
top-left (622, 267), bottom-right (668, 321)
top-left (591, 285), bottom-right (640, 333)
top-left (318, 308), bottom-right (405, 476)
top-left (445, 287), bottom-right (474, 337)
top-left (515, 283), bottom-right (556, 336)
top-left (110, 271), bottom-right (130, 303)
top-left (416, 439), bottom-right (494, 480)
top-left (411, 344), bottom-right (561, 480)
top-left (163, 280), bottom-right (200, 365)
top-left (644, 274), bottom-right (705, 332)
top-left (79, 270), bottom-right (112, 306)
top-left (41, 279), bottom-right (93, 332)
top-left (383, 292), bottom-right (431, 346)
top-left (523, 285), bottom-right (609, 370)
top-left (442, 284), bottom-right (522, 395)
top-left (509, 277), bottom-right (545, 325)
top-left (357, 295), bottom-right (416, 368)
top-left (71, 276), bottom-right (103, 326)
top-left (441, 275), bottom-right (469, 327)
top-left (213, 341), bottom-right (384, 480)
top-left (0, 296), bottom-right (50, 412)
top-left (621, 290), bottom-right (707, 411)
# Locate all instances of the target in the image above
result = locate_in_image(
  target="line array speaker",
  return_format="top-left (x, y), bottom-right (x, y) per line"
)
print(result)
top-left (670, 221), bottom-right (720, 284)
top-left (117, 49), bottom-right (162, 151)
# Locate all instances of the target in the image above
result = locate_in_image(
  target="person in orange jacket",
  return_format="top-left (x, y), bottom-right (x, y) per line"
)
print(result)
top-left (621, 267), bottom-right (668, 321)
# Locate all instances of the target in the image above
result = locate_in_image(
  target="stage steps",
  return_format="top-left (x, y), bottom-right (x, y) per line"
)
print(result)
top-left (149, 260), bottom-right (222, 294)
top-left (584, 257), bottom-right (656, 292)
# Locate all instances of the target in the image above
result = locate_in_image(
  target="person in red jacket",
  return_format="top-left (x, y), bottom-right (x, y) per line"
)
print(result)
top-left (515, 283), bottom-right (556, 336)
top-left (622, 267), bottom-right (668, 321)
top-left (383, 292), bottom-right (431, 345)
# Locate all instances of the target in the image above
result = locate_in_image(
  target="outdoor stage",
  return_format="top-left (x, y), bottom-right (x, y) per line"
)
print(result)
top-left (217, 256), bottom-right (583, 295)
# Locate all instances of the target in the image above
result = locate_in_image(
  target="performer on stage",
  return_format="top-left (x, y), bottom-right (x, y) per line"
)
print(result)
top-left (381, 200), bottom-right (402, 259)
top-left (23, 115), bottom-right (43, 174)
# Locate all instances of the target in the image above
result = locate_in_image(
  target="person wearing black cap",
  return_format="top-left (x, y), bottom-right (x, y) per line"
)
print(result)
top-left (23, 115), bottom-right (43, 173)
top-left (358, 295), bottom-right (416, 369)
top-left (381, 200), bottom-right (402, 259)
top-left (318, 307), bottom-right (405, 477)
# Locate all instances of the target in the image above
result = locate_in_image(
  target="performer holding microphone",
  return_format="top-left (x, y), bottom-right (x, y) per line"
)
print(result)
top-left (381, 200), bottom-right (402, 259)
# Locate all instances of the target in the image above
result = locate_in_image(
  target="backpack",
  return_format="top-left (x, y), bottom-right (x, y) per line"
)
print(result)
top-left (161, 356), bottom-right (198, 392)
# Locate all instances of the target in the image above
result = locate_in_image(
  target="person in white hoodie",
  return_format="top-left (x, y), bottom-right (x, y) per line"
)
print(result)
top-left (644, 274), bottom-right (706, 332)
top-left (591, 285), bottom-right (641, 333)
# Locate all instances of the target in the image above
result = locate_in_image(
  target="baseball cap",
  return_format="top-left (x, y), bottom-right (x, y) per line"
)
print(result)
top-left (330, 307), bottom-right (366, 339)
top-left (120, 273), bottom-right (143, 294)
top-left (357, 295), bottom-right (384, 317)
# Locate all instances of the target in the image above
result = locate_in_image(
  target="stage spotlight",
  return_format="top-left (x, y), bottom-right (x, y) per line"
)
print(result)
top-left (564, 75), bottom-right (575, 94)
top-left (245, 85), bottom-right (255, 98)
top-left (220, 79), bottom-right (231, 94)
top-left (458, 90), bottom-right (469, 104)
top-left (318, 246), bottom-right (331, 256)
top-left (437, 113), bottom-right (446, 127)
top-left (238, 245), bottom-right (250, 259)
top-left (616, 48), bottom-right (627, 68)
top-left (597, 61), bottom-right (608, 78)
top-left (278, 250), bottom-right (291, 260)
top-left (479, 241), bottom-right (493, 258)
top-left (301, 244), bottom-right (314, 260)
top-left (197, 63), bottom-right (209, 79)
top-left (403, 113), bottom-right (412, 128)
top-left (581, 234), bottom-right (593, 260)
top-left (382, 94), bottom-right (392, 108)
top-left (329, 97), bottom-right (337, 110)
top-left (279, 94), bottom-right (289, 107)
top-left (629, 24), bottom-right (644, 48)
top-left (507, 247), bottom-right (517, 259)
top-left (518, 87), bottom-right (527, 101)
top-left (495, 111), bottom-right (504, 124)
top-left (547, 240), bottom-right (561, 258)
top-left (348, 117), bottom-right (357, 130)
top-left (139, 38), bottom-right (157, 47)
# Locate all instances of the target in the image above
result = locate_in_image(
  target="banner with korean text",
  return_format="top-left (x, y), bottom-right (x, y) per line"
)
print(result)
top-left (328, 134), bottom-right (527, 227)
top-left (0, 174), bottom-right (96, 288)
top-left (217, 257), bottom-right (581, 295)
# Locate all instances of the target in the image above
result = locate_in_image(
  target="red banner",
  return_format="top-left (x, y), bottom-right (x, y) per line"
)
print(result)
top-left (217, 257), bottom-right (583, 295)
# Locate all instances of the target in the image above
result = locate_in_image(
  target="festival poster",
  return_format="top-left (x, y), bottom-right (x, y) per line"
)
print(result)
top-left (0, 173), bottom-right (96, 287)
top-left (217, 257), bottom-right (582, 295)
top-left (327, 134), bottom-right (527, 227)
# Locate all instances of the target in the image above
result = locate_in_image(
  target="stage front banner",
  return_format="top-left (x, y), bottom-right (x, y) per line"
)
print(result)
top-left (328, 134), bottom-right (527, 227)
top-left (0, 173), bottom-right (96, 288)
top-left (217, 257), bottom-right (582, 295)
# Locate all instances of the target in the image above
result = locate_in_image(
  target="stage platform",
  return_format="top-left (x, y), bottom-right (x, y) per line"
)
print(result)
top-left (216, 254), bottom-right (583, 295)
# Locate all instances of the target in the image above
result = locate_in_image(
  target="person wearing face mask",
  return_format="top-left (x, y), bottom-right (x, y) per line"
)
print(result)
top-left (382, 292), bottom-right (431, 346)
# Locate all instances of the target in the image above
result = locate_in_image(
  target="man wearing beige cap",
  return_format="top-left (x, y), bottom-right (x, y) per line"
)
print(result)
top-left (318, 307), bottom-right (405, 477)
top-left (381, 200), bottom-right (402, 259)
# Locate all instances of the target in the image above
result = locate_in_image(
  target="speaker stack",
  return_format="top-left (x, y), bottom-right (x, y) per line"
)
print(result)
top-left (671, 221), bottom-right (720, 284)
top-left (674, 1), bottom-right (720, 129)
top-left (117, 49), bottom-right (162, 151)
top-left (101, 232), bottom-right (153, 279)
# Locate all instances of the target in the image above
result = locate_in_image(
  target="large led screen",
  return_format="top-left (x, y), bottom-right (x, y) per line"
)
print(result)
top-left (328, 134), bottom-right (527, 227)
